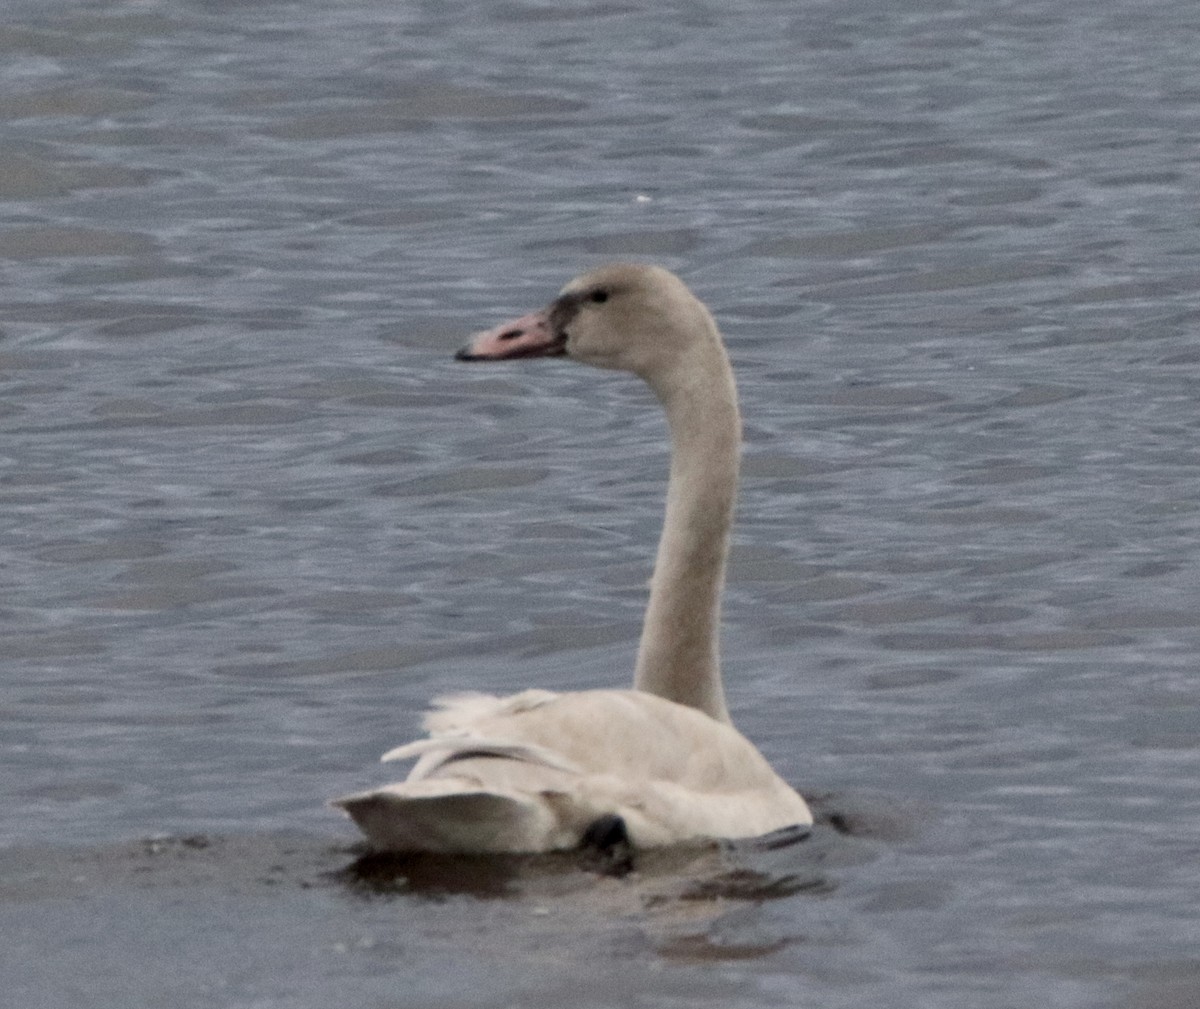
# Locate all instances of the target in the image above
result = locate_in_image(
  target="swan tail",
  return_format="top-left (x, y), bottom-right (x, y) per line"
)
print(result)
top-left (380, 736), bottom-right (583, 780)
top-left (332, 780), bottom-right (568, 853)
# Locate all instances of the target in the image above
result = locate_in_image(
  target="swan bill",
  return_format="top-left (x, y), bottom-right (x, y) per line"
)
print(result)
top-left (456, 309), bottom-right (566, 361)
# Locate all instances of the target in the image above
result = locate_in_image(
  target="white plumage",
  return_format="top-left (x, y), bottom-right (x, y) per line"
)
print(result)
top-left (334, 264), bottom-right (813, 853)
top-left (335, 689), bottom-right (810, 853)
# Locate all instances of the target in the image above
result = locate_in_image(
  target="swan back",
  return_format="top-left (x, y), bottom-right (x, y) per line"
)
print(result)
top-left (334, 690), bottom-right (811, 853)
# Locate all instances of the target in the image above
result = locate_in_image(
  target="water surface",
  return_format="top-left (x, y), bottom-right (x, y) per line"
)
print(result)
top-left (2, 1), bottom-right (1199, 1006)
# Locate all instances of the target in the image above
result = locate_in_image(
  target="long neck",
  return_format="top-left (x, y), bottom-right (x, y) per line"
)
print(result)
top-left (633, 340), bottom-right (740, 724)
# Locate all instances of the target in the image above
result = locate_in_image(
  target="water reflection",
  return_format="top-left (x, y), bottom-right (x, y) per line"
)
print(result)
top-left (335, 819), bottom-right (836, 906)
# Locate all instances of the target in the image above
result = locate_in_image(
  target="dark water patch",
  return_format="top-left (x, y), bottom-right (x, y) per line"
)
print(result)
top-left (758, 622), bottom-right (847, 646)
top-left (742, 225), bottom-right (956, 259)
top-left (1011, 324), bottom-right (1147, 350)
top-left (656, 931), bottom-right (791, 963)
top-left (728, 545), bottom-right (821, 583)
top-left (915, 503), bottom-right (1053, 525)
top-left (601, 143), bottom-right (708, 160)
top-left (0, 349), bottom-right (76, 371)
top-left (875, 629), bottom-right (1133, 651)
top-left (345, 389), bottom-right (462, 409)
top-left (332, 80), bottom-right (587, 118)
top-left (0, 227), bottom-right (157, 260)
top-left (849, 556), bottom-right (947, 582)
top-left (206, 377), bottom-right (396, 405)
top-left (121, 557), bottom-right (237, 581)
top-left (17, 779), bottom-right (124, 802)
top-left (949, 183), bottom-right (1046, 206)
top-left (262, 88), bottom-right (585, 139)
top-left (263, 108), bottom-right (439, 140)
top-left (741, 452), bottom-right (849, 479)
top-left (1096, 170), bottom-right (1183, 188)
top-left (0, 834), bottom-right (342, 903)
top-left (762, 573), bottom-right (884, 602)
top-left (498, 621), bottom-right (640, 660)
top-left (812, 384), bottom-right (952, 408)
top-left (98, 581), bottom-right (278, 611)
top-left (513, 520), bottom-right (601, 541)
top-left (947, 742), bottom-right (1083, 772)
top-left (334, 446), bottom-right (425, 467)
top-left (1056, 275), bottom-right (1200, 306)
top-left (98, 313), bottom-right (208, 338)
top-left (0, 86), bottom-right (152, 120)
top-left (1158, 346), bottom-right (1200, 366)
top-left (216, 643), bottom-right (476, 681)
top-left (966, 604), bottom-right (1034, 625)
top-left (0, 150), bottom-right (155, 199)
top-left (740, 112), bottom-right (923, 135)
top-left (528, 228), bottom-right (702, 256)
top-left (3, 631), bottom-right (107, 660)
top-left (52, 8), bottom-right (178, 40)
top-left (59, 259), bottom-right (231, 285)
top-left (858, 879), bottom-right (954, 913)
top-left (72, 124), bottom-right (231, 148)
top-left (828, 599), bottom-right (959, 625)
top-left (295, 590), bottom-right (419, 615)
top-left (35, 538), bottom-right (168, 563)
top-left (840, 141), bottom-right (1013, 169)
top-left (751, 476), bottom-right (839, 496)
top-left (865, 666), bottom-right (962, 690)
top-left (951, 460), bottom-right (1055, 485)
top-left (85, 403), bottom-right (309, 429)
top-left (724, 301), bottom-right (805, 321)
top-left (343, 205), bottom-right (468, 228)
top-left (92, 397), bottom-right (170, 419)
top-left (788, 260), bottom-right (1071, 299)
top-left (0, 23), bottom-right (132, 59)
top-left (380, 314), bottom-right (481, 351)
top-left (1116, 965), bottom-right (1200, 1009)
top-left (1079, 609), bottom-right (1200, 630)
top-left (1128, 734), bottom-right (1200, 752)
top-left (991, 384), bottom-right (1087, 409)
top-left (376, 465), bottom-right (550, 496)
top-left (1122, 560), bottom-right (1182, 578)
top-left (0, 467), bottom-right (77, 488)
top-left (491, 2), bottom-right (642, 23)
top-left (963, 551), bottom-right (1070, 576)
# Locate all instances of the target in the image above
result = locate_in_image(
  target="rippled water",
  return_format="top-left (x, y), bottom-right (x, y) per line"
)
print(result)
top-left (3, 0), bottom-right (1199, 1006)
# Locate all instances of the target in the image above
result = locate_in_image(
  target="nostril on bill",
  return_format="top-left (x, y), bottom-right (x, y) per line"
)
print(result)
top-left (498, 328), bottom-right (523, 342)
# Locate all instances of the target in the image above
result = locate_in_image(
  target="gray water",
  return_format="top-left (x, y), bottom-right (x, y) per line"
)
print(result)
top-left (2, 0), bottom-right (1199, 1006)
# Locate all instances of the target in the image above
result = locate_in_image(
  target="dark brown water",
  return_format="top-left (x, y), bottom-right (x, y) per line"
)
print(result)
top-left (2, 1), bottom-right (1199, 1006)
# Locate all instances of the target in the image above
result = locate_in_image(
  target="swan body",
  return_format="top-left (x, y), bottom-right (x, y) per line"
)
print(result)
top-left (334, 263), bottom-right (812, 853)
top-left (335, 689), bottom-right (811, 853)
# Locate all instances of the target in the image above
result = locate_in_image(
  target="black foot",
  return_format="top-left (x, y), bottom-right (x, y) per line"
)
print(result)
top-left (580, 814), bottom-right (634, 876)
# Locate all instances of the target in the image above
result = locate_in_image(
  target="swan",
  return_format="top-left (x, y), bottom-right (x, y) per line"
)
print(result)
top-left (333, 263), bottom-right (812, 853)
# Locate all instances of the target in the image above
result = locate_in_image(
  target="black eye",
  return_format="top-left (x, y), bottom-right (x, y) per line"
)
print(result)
top-left (589, 289), bottom-right (609, 304)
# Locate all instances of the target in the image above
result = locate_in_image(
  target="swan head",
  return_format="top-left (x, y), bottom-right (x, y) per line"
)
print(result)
top-left (457, 263), bottom-right (722, 388)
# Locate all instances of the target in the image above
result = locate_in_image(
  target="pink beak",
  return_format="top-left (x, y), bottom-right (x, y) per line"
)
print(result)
top-left (455, 309), bottom-right (565, 362)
